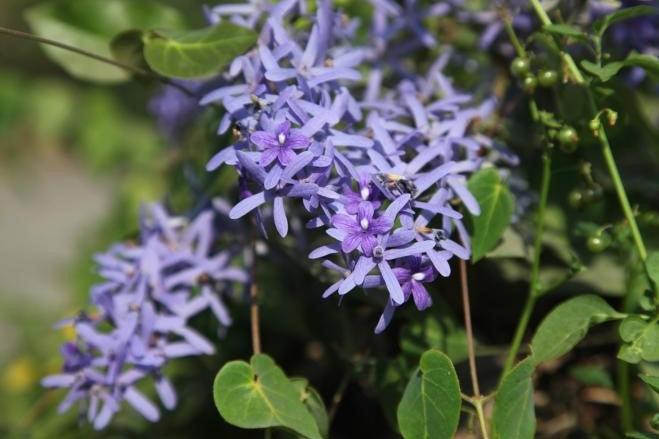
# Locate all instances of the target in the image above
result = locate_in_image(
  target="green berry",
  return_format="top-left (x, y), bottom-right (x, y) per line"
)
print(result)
top-left (587, 232), bottom-right (611, 253)
top-left (589, 118), bottom-right (601, 135)
top-left (522, 74), bottom-right (537, 93)
top-left (582, 186), bottom-right (603, 204)
top-left (568, 189), bottom-right (583, 208)
top-left (511, 57), bottom-right (530, 77)
top-left (538, 69), bottom-right (558, 87)
top-left (558, 126), bottom-right (579, 152)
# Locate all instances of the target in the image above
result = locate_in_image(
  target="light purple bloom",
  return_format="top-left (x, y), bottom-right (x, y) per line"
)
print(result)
top-left (251, 120), bottom-right (310, 166)
top-left (332, 203), bottom-right (393, 256)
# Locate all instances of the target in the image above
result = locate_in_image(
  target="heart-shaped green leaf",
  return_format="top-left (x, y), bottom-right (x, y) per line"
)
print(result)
top-left (397, 350), bottom-right (461, 439)
top-left (24, 0), bottom-right (184, 83)
top-left (213, 354), bottom-right (322, 439)
top-left (143, 23), bottom-right (258, 79)
top-left (467, 168), bottom-right (515, 262)
top-left (291, 378), bottom-right (329, 439)
top-left (531, 295), bottom-right (623, 364)
top-left (618, 316), bottom-right (659, 364)
top-left (492, 357), bottom-right (536, 439)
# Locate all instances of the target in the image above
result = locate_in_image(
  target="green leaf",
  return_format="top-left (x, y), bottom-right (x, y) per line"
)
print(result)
top-left (582, 53), bottom-right (659, 82)
top-left (110, 30), bottom-right (148, 72)
top-left (593, 5), bottom-right (659, 37)
top-left (618, 316), bottom-right (659, 364)
top-left (213, 354), bottom-right (322, 439)
top-left (581, 60), bottom-right (625, 82)
top-left (530, 295), bottom-right (623, 364)
top-left (640, 374), bottom-right (659, 394)
top-left (467, 168), bottom-right (515, 262)
top-left (543, 24), bottom-right (589, 41)
top-left (24, 0), bottom-right (184, 83)
top-left (290, 378), bottom-right (329, 439)
top-left (143, 23), bottom-right (258, 79)
top-left (624, 52), bottom-right (659, 77)
top-left (569, 365), bottom-right (613, 388)
top-left (397, 350), bottom-right (461, 439)
top-left (492, 357), bottom-right (536, 439)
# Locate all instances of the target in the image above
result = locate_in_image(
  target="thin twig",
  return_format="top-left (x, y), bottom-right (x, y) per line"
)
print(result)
top-left (249, 238), bottom-right (262, 355)
top-left (328, 371), bottom-right (351, 422)
top-left (459, 259), bottom-right (490, 439)
top-left (0, 25), bottom-right (196, 97)
top-left (459, 259), bottom-right (481, 398)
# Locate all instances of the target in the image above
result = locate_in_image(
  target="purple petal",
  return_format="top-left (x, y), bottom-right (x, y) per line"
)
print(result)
top-left (264, 164), bottom-right (283, 190)
top-left (378, 261), bottom-right (405, 304)
top-left (385, 240), bottom-right (436, 260)
top-left (360, 235), bottom-right (378, 256)
top-left (352, 256), bottom-right (376, 285)
top-left (281, 150), bottom-right (314, 180)
top-left (427, 250), bottom-right (452, 277)
top-left (250, 131), bottom-right (278, 150)
top-left (260, 148), bottom-right (279, 167)
top-left (341, 234), bottom-right (361, 254)
top-left (229, 192), bottom-right (266, 219)
top-left (124, 387), bottom-right (160, 422)
top-left (332, 214), bottom-right (358, 233)
top-left (383, 194), bottom-right (411, 223)
top-left (374, 300), bottom-right (396, 334)
top-left (448, 177), bottom-right (480, 215)
top-left (273, 196), bottom-right (289, 237)
top-left (309, 244), bottom-right (340, 259)
top-left (440, 239), bottom-right (470, 260)
top-left (236, 151), bottom-right (266, 184)
top-left (206, 147), bottom-right (236, 171)
top-left (411, 282), bottom-right (432, 310)
top-left (414, 162), bottom-right (456, 196)
top-left (155, 377), bottom-right (177, 410)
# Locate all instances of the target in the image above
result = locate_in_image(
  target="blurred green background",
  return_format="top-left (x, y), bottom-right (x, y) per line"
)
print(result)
top-left (0, 1), bottom-right (213, 436)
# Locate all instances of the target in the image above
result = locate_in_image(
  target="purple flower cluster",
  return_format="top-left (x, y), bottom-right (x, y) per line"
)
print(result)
top-left (203, 0), bottom-right (515, 332)
top-left (42, 204), bottom-right (246, 429)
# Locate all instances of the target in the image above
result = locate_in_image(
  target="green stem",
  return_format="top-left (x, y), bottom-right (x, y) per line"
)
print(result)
top-left (501, 151), bottom-right (552, 379)
top-left (617, 360), bottom-right (633, 431)
top-left (474, 398), bottom-right (490, 439)
top-left (526, 0), bottom-right (654, 296)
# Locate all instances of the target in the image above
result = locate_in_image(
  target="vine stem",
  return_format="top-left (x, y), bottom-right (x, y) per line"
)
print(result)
top-left (249, 238), bottom-right (262, 355)
top-left (526, 0), bottom-right (653, 295)
top-left (0, 25), bottom-right (196, 97)
top-left (501, 151), bottom-right (552, 379)
top-left (459, 259), bottom-right (489, 439)
top-left (498, 9), bottom-right (554, 381)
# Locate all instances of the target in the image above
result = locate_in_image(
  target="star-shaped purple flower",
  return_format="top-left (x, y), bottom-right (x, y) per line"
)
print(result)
top-left (392, 256), bottom-right (437, 310)
top-left (250, 120), bottom-right (310, 166)
top-left (332, 203), bottom-right (393, 256)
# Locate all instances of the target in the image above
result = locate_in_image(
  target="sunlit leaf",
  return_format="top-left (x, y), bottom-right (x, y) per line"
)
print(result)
top-left (143, 23), bottom-right (258, 79)
top-left (213, 354), bottom-right (322, 439)
top-left (492, 357), bottom-right (536, 439)
top-left (467, 168), bottom-right (515, 261)
top-left (397, 350), bottom-right (461, 439)
top-left (530, 295), bottom-right (623, 364)
top-left (24, 0), bottom-right (184, 83)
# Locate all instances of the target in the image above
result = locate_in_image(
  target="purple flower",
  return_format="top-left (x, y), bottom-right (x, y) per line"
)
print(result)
top-left (43, 202), bottom-right (247, 429)
top-left (250, 120), bottom-right (310, 166)
top-left (392, 256), bottom-right (436, 310)
top-left (332, 203), bottom-right (393, 256)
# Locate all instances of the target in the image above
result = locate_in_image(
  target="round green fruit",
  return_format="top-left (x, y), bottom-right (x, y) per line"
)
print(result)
top-left (538, 69), bottom-right (558, 87)
top-left (511, 57), bottom-right (530, 77)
